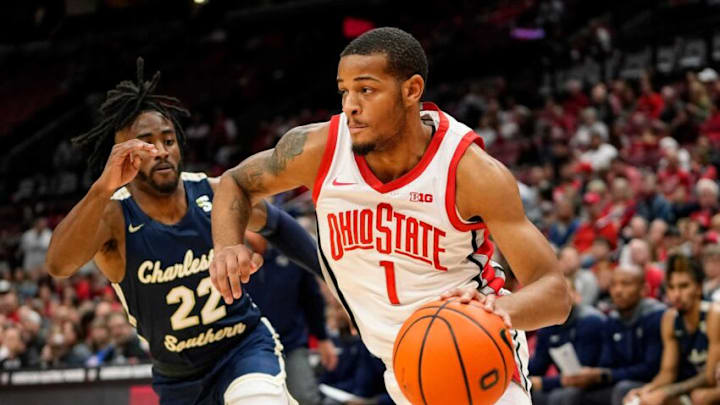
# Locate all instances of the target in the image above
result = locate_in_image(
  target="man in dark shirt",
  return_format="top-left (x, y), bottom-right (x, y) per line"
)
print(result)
top-left (556, 266), bottom-right (666, 405)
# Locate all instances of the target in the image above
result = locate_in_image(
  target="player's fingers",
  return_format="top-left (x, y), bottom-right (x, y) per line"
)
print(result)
top-left (249, 252), bottom-right (263, 274)
top-left (440, 288), bottom-right (461, 300)
top-left (482, 293), bottom-right (497, 312)
top-left (499, 311), bottom-right (512, 329)
top-left (215, 255), bottom-right (233, 305)
top-left (459, 290), bottom-right (475, 303)
top-left (225, 254), bottom-right (242, 300)
top-left (237, 252), bottom-right (256, 284)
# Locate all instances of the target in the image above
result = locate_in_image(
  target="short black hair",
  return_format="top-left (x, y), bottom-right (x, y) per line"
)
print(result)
top-left (340, 27), bottom-right (428, 83)
top-left (72, 57), bottom-right (189, 177)
top-left (667, 254), bottom-right (705, 285)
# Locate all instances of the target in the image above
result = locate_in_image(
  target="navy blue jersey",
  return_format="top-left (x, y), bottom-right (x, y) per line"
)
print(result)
top-left (111, 172), bottom-right (261, 378)
top-left (674, 301), bottom-right (710, 381)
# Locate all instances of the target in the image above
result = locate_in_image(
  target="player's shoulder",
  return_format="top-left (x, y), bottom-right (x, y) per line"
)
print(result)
top-left (278, 120), bottom-right (332, 160)
top-left (660, 306), bottom-right (679, 332)
top-left (707, 301), bottom-right (720, 318)
top-left (454, 136), bottom-right (519, 218)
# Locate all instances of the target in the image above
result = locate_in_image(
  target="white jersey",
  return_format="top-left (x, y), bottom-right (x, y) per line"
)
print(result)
top-left (314, 103), bottom-right (506, 363)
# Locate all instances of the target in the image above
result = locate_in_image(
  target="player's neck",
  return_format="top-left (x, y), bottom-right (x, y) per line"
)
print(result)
top-left (682, 300), bottom-right (702, 329)
top-left (363, 117), bottom-right (433, 183)
top-left (129, 181), bottom-right (188, 225)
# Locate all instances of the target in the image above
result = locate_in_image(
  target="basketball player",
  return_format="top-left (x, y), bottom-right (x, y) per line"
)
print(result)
top-left (45, 59), bottom-right (319, 405)
top-left (624, 255), bottom-right (720, 405)
top-left (209, 28), bottom-right (571, 404)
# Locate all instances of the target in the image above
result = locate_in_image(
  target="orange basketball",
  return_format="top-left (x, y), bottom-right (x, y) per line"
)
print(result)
top-left (392, 299), bottom-right (516, 405)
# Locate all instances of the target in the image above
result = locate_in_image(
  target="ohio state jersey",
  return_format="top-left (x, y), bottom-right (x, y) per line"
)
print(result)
top-left (313, 102), bottom-right (506, 365)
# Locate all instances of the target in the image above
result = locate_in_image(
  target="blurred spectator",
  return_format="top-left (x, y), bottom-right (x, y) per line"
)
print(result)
top-left (0, 325), bottom-right (29, 369)
top-left (579, 133), bottom-right (618, 172)
top-left (620, 216), bottom-right (648, 245)
top-left (41, 321), bottom-right (90, 368)
top-left (624, 255), bottom-right (712, 404)
top-left (573, 193), bottom-right (618, 254)
top-left (605, 177), bottom-right (636, 231)
top-left (547, 196), bottom-right (581, 248)
top-left (19, 217), bottom-right (52, 273)
top-left (636, 76), bottom-right (665, 119)
top-left (529, 277), bottom-right (606, 405)
top-left (674, 178), bottom-right (720, 230)
top-left (573, 107), bottom-right (609, 148)
top-left (14, 267), bottom-right (37, 301)
top-left (0, 284), bottom-right (20, 323)
top-left (559, 246), bottom-right (599, 306)
top-left (635, 173), bottom-right (674, 223)
top-left (85, 317), bottom-right (114, 367)
top-left (18, 306), bottom-right (43, 367)
top-left (625, 239), bottom-right (664, 299)
top-left (658, 148), bottom-right (692, 202)
top-left (107, 311), bottom-right (148, 364)
top-left (702, 244), bottom-right (720, 301)
top-left (566, 266), bottom-right (666, 405)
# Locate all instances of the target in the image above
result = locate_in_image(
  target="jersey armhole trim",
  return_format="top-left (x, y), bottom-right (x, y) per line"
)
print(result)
top-left (312, 115), bottom-right (340, 204)
top-left (446, 130), bottom-right (487, 232)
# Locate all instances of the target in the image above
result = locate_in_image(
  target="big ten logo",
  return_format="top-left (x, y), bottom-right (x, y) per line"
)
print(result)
top-left (196, 195), bottom-right (212, 212)
top-left (409, 192), bottom-right (433, 203)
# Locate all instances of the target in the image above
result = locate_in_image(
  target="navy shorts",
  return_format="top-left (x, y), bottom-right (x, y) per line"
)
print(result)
top-left (152, 318), bottom-right (285, 405)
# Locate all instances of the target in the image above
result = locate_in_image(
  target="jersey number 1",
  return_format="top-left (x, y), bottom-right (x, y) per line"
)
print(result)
top-left (380, 261), bottom-right (400, 305)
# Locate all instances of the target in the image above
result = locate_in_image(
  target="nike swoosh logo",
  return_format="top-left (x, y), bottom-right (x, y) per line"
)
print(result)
top-left (332, 178), bottom-right (355, 186)
top-left (128, 223), bottom-right (144, 233)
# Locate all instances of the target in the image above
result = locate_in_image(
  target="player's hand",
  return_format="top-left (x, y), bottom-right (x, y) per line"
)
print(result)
top-left (624, 386), bottom-right (652, 405)
top-left (440, 287), bottom-right (512, 328)
top-left (562, 368), bottom-right (602, 389)
top-left (94, 139), bottom-right (158, 194)
top-left (316, 339), bottom-right (338, 371)
top-left (638, 389), bottom-right (668, 405)
top-left (210, 244), bottom-right (264, 304)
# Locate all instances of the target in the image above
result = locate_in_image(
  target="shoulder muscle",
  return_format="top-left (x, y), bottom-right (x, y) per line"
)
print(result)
top-left (455, 143), bottom-right (523, 223)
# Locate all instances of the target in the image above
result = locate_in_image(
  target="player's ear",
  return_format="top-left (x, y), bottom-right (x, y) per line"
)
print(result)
top-left (402, 74), bottom-right (425, 107)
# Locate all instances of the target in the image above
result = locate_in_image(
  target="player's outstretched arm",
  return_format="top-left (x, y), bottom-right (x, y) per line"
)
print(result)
top-left (210, 122), bottom-right (328, 304)
top-left (453, 144), bottom-right (571, 330)
top-left (46, 140), bottom-right (159, 281)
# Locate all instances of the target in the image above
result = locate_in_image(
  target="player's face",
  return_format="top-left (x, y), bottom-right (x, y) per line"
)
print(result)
top-left (666, 272), bottom-right (701, 313)
top-left (116, 111), bottom-right (182, 194)
top-left (609, 271), bottom-right (644, 311)
top-left (337, 54), bottom-right (408, 155)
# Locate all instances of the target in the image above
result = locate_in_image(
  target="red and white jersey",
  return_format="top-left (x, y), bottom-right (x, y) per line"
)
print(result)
top-left (313, 102), bottom-right (506, 364)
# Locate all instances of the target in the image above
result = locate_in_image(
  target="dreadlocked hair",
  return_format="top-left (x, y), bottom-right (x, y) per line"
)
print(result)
top-left (72, 57), bottom-right (190, 177)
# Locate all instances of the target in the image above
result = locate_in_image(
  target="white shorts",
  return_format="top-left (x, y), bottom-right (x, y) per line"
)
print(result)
top-left (383, 329), bottom-right (531, 404)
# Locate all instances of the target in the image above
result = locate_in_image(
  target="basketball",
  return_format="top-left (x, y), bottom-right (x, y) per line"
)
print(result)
top-left (392, 299), bottom-right (516, 405)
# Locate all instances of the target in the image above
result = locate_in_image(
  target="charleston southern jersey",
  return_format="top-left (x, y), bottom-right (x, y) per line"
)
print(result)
top-left (674, 301), bottom-right (710, 381)
top-left (111, 172), bottom-right (261, 378)
top-left (313, 103), bottom-right (508, 366)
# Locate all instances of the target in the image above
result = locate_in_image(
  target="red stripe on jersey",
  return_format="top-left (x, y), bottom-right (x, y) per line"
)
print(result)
top-left (313, 115), bottom-right (340, 204)
top-left (353, 102), bottom-right (449, 194)
top-left (445, 130), bottom-right (486, 231)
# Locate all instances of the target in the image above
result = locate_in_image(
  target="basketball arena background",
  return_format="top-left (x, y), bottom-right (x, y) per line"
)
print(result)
top-left (2, 0), bottom-right (720, 404)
